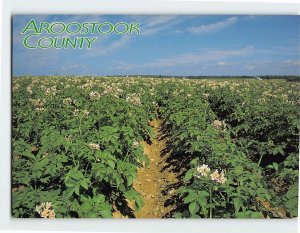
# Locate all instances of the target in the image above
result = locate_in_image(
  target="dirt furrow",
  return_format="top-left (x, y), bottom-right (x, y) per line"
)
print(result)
top-left (132, 119), bottom-right (178, 218)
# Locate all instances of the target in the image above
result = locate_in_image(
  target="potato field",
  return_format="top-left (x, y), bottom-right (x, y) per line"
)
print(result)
top-left (12, 76), bottom-right (299, 219)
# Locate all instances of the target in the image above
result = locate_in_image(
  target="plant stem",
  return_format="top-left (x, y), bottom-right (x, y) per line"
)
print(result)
top-left (258, 153), bottom-right (264, 166)
top-left (71, 150), bottom-right (76, 166)
top-left (79, 118), bottom-right (82, 138)
top-left (209, 186), bottom-right (213, 219)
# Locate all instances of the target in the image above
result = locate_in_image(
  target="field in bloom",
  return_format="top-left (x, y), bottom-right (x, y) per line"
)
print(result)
top-left (12, 76), bottom-right (299, 218)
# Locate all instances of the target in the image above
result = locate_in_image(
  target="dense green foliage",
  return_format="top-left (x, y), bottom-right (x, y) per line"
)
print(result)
top-left (12, 76), bottom-right (299, 218)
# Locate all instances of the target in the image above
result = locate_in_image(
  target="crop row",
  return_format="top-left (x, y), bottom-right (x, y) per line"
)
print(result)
top-left (12, 77), bottom-right (157, 218)
top-left (12, 76), bottom-right (299, 218)
top-left (157, 80), bottom-right (298, 218)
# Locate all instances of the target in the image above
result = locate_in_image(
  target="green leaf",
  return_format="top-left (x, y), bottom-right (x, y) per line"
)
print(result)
top-left (273, 162), bottom-right (279, 171)
top-left (197, 196), bottom-right (208, 207)
top-left (94, 194), bottom-right (105, 203)
top-left (74, 185), bottom-right (80, 195)
top-left (189, 201), bottom-right (199, 215)
top-left (183, 192), bottom-right (198, 204)
top-left (184, 169), bottom-right (195, 181)
top-left (286, 184), bottom-right (298, 199)
top-left (173, 213), bottom-right (183, 218)
top-left (65, 181), bottom-right (76, 188)
top-left (284, 184), bottom-right (298, 217)
top-left (127, 175), bottom-right (134, 186)
top-left (233, 197), bottom-right (243, 213)
top-left (250, 212), bottom-right (264, 218)
top-left (124, 189), bottom-right (138, 200)
top-left (23, 151), bottom-right (36, 160)
top-left (100, 209), bottom-right (112, 218)
top-left (236, 211), bottom-right (264, 219)
top-left (107, 160), bottom-right (115, 169)
top-left (80, 180), bottom-right (89, 190)
top-left (134, 195), bottom-right (144, 212)
top-left (65, 187), bottom-right (75, 198)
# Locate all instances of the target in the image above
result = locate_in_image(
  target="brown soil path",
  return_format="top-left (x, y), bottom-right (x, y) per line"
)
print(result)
top-left (132, 119), bottom-right (178, 218)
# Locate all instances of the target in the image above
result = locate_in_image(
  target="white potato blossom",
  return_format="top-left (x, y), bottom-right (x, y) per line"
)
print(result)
top-left (73, 108), bottom-right (79, 117)
top-left (194, 164), bottom-right (227, 184)
top-left (27, 85), bottom-right (33, 94)
top-left (213, 120), bottom-right (222, 129)
top-left (80, 83), bottom-right (93, 90)
top-left (30, 98), bottom-right (45, 108)
top-left (89, 143), bottom-right (100, 150)
top-left (152, 102), bottom-right (158, 106)
top-left (89, 91), bottom-right (101, 100)
top-left (213, 120), bottom-right (226, 130)
top-left (65, 135), bottom-right (73, 143)
top-left (202, 93), bottom-right (209, 99)
top-left (45, 86), bottom-right (57, 96)
top-left (218, 172), bottom-right (227, 184)
top-left (83, 109), bottom-right (89, 118)
top-left (126, 93), bottom-right (141, 105)
top-left (195, 164), bottom-right (211, 178)
top-left (210, 170), bottom-right (227, 184)
top-left (35, 202), bottom-right (55, 219)
top-left (13, 83), bottom-right (20, 91)
top-left (132, 141), bottom-right (139, 148)
top-left (35, 107), bottom-right (45, 112)
top-left (63, 97), bottom-right (72, 105)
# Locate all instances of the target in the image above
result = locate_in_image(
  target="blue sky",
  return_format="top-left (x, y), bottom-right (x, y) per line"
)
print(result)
top-left (13, 15), bottom-right (300, 76)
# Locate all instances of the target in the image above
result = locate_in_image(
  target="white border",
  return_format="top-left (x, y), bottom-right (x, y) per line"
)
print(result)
top-left (3, 0), bottom-right (300, 14)
top-left (1, 1), bottom-right (299, 233)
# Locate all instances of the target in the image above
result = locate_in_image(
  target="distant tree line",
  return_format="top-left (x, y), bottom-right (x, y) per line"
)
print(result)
top-left (259, 76), bottom-right (300, 82)
top-left (121, 75), bottom-right (300, 82)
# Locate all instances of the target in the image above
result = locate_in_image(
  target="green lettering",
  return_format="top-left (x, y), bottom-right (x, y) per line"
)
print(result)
top-left (66, 22), bottom-right (81, 34)
top-left (85, 37), bottom-right (97, 48)
top-left (38, 37), bottom-right (53, 49)
top-left (23, 33), bottom-right (38, 49)
top-left (129, 22), bottom-right (140, 34)
top-left (82, 22), bottom-right (90, 34)
top-left (53, 37), bottom-right (64, 49)
top-left (89, 22), bottom-right (98, 34)
top-left (98, 22), bottom-right (113, 34)
top-left (114, 22), bottom-right (129, 34)
top-left (40, 22), bottom-right (51, 34)
top-left (50, 22), bottom-right (66, 34)
top-left (65, 37), bottom-right (78, 48)
top-left (21, 19), bottom-right (39, 34)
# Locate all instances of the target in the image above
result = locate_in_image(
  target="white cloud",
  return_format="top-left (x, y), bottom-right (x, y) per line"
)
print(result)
top-left (283, 60), bottom-right (300, 67)
top-left (144, 46), bottom-right (254, 68)
top-left (141, 16), bottom-right (181, 36)
top-left (218, 61), bottom-right (227, 66)
top-left (114, 61), bottom-right (135, 71)
top-left (143, 16), bottom-right (177, 28)
top-left (83, 16), bottom-right (184, 57)
top-left (84, 35), bottom-right (130, 57)
top-left (99, 35), bottom-right (130, 54)
top-left (245, 64), bottom-right (256, 71)
top-left (108, 55), bottom-right (300, 76)
top-left (241, 60), bottom-right (300, 75)
top-left (187, 17), bottom-right (237, 34)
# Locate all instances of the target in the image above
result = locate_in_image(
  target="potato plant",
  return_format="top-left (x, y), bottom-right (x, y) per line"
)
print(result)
top-left (12, 76), bottom-right (299, 218)
top-left (12, 77), bottom-right (155, 218)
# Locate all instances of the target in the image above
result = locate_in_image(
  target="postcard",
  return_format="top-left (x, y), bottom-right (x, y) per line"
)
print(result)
top-left (11, 14), bottom-right (299, 219)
